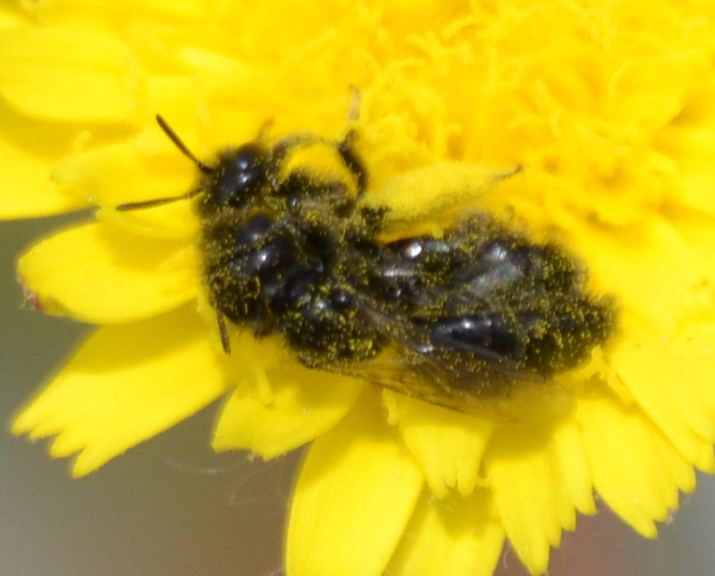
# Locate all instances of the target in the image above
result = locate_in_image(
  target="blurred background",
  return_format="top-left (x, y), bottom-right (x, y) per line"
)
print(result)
top-left (1, 215), bottom-right (714, 576)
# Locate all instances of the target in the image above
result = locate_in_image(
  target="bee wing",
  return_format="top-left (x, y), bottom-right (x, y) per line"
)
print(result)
top-left (339, 306), bottom-right (574, 422)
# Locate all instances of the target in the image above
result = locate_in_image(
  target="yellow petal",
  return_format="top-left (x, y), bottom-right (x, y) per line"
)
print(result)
top-left (612, 323), bottom-right (715, 472)
top-left (564, 215), bottom-right (703, 334)
top-left (675, 159), bottom-right (715, 215)
top-left (0, 4), bottom-right (28, 29)
top-left (17, 221), bottom-right (197, 324)
top-left (385, 489), bottom-right (504, 576)
top-left (673, 206), bottom-right (715, 287)
top-left (664, 324), bottom-right (715, 457)
top-left (0, 25), bottom-right (134, 122)
top-left (52, 140), bottom-right (193, 207)
top-left (578, 388), bottom-right (696, 538)
top-left (65, 0), bottom-right (208, 19)
top-left (52, 140), bottom-right (198, 240)
top-left (484, 419), bottom-right (588, 574)
top-left (386, 392), bottom-right (495, 499)
top-left (212, 339), bottom-right (364, 458)
top-left (12, 306), bottom-right (230, 477)
top-left (661, 120), bottom-right (715, 215)
top-left (549, 416), bottom-right (596, 516)
top-left (0, 116), bottom-right (88, 219)
top-left (287, 392), bottom-right (424, 576)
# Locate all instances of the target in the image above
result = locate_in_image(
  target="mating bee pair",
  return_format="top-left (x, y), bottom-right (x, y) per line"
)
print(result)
top-left (118, 113), bottom-right (615, 415)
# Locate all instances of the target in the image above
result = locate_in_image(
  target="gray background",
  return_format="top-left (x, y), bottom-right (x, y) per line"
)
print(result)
top-left (1, 215), bottom-right (714, 576)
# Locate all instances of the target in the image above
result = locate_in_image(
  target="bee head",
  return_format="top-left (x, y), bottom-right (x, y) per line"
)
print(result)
top-left (199, 143), bottom-right (270, 212)
top-left (116, 116), bottom-right (272, 214)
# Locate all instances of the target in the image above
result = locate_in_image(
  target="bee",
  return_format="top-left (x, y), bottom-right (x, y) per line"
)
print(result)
top-left (118, 114), bottom-right (615, 417)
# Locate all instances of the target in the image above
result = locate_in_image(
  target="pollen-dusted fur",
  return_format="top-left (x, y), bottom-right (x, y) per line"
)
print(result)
top-left (121, 116), bottom-right (616, 415)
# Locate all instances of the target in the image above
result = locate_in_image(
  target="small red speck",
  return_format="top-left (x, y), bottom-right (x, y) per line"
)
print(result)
top-left (17, 275), bottom-right (45, 312)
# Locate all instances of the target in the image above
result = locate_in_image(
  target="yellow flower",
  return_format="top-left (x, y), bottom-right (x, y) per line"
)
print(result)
top-left (4, 2), bottom-right (715, 576)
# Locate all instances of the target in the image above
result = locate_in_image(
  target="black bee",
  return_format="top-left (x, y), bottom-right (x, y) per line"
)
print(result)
top-left (118, 115), bottom-right (615, 416)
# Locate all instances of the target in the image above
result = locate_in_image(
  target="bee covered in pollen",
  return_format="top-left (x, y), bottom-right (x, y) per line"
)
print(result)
top-left (117, 109), bottom-right (616, 419)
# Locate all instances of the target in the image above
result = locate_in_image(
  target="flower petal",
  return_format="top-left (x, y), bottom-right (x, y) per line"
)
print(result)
top-left (385, 489), bottom-right (504, 576)
top-left (212, 339), bottom-right (364, 458)
top-left (0, 25), bottom-right (133, 122)
top-left (483, 417), bottom-right (591, 575)
top-left (52, 140), bottom-right (193, 208)
top-left (663, 121), bottom-right (715, 215)
top-left (17, 221), bottom-right (197, 324)
top-left (71, 0), bottom-right (209, 19)
top-left (612, 322), bottom-right (715, 472)
top-left (564, 215), bottom-right (703, 334)
top-left (12, 306), bottom-right (230, 477)
top-left (0, 119), bottom-right (88, 219)
top-left (0, 4), bottom-right (27, 28)
top-left (287, 392), bottom-right (424, 576)
top-left (385, 392), bottom-right (495, 499)
top-left (549, 415), bottom-right (597, 516)
top-left (578, 388), bottom-right (696, 538)
top-left (673, 206), bottom-right (715, 286)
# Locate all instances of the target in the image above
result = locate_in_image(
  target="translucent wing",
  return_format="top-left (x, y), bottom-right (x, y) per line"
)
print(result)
top-left (333, 306), bottom-right (576, 422)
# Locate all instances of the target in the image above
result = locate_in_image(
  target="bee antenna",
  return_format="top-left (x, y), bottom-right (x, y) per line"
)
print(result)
top-left (116, 116), bottom-right (214, 211)
top-left (155, 114), bottom-right (214, 175)
top-left (116, 187), bottom-right (203, 211)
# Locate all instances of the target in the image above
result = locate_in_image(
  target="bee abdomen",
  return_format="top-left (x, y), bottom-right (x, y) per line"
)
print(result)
top-left (425, 294), bottom-right (614, 376)
top-left (428, 313), bottom-right (525, 360)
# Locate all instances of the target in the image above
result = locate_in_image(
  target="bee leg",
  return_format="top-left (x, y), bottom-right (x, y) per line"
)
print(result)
top-left (216, 310), bottom-right (231, 354)
top-left (267, 132), bottom-right (333, 189)
top-left (337, 130), bottom-right (368, 195)
top-left (337, 86), bottom-right (368, 194)
top-left (346, 85), bottom-right (362, 122)
top-left (209, 289), bottom-right (231, 354)
top-left (255, 117), bottom-right (275, 143)
top-left (267, 103), bottom-right (367, 194)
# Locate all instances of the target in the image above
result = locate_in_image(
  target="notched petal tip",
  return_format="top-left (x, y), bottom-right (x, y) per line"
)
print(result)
top-left (17, 274), bottom-right (45, 313)
top-left (386, 392), bottom-right (495, 500)
top-left (12, 307), bottom-right (231, 476)
top-left (385, 489), bottom-right (505, 576)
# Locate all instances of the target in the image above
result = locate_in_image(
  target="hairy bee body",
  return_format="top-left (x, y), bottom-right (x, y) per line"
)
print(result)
top-left (122, 117), bottom-right (615, 414)
top-left (197, 139), bottom-right (387, 367)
